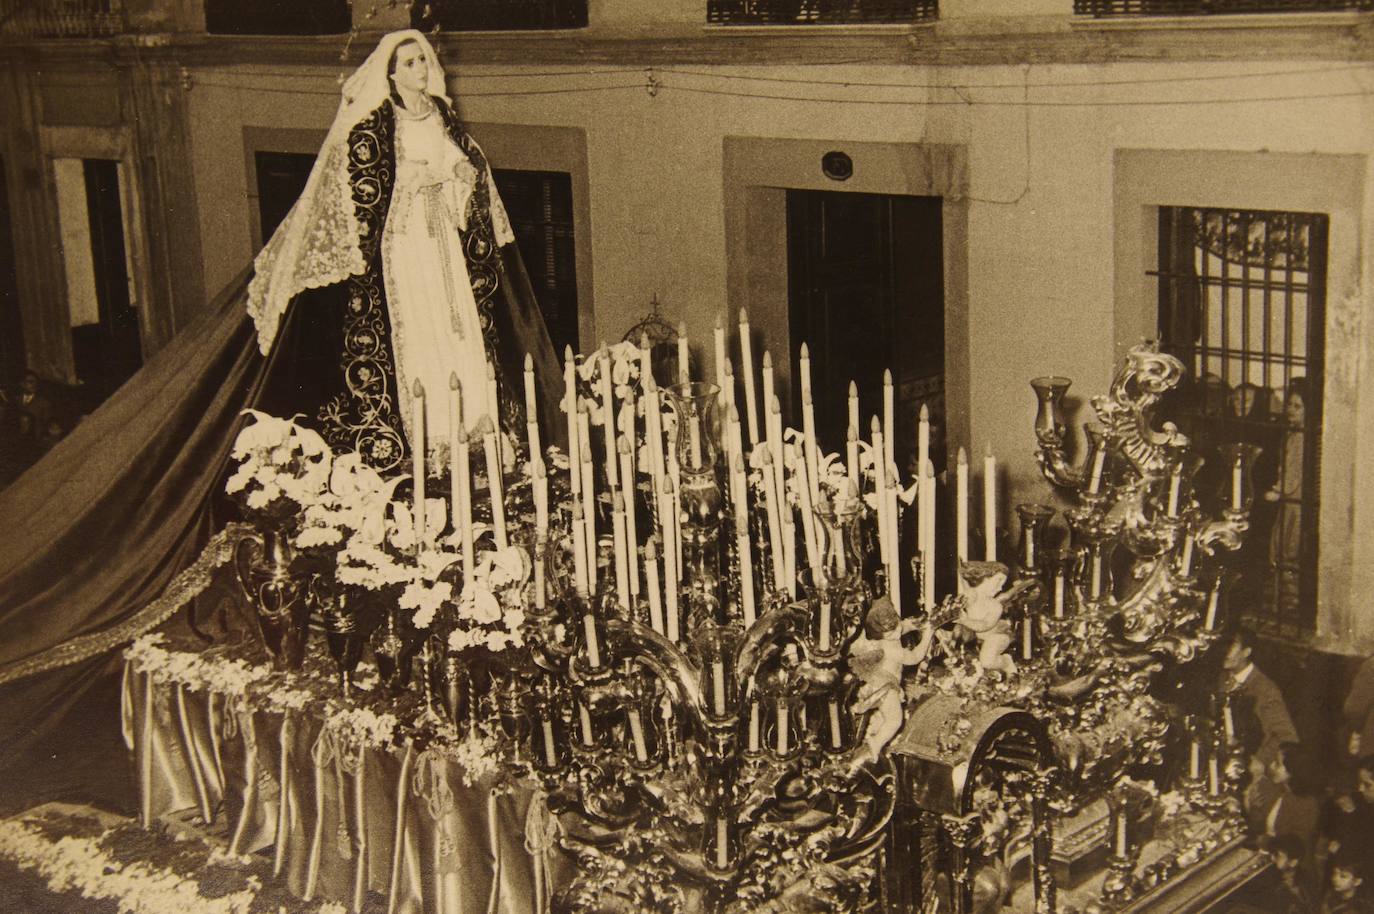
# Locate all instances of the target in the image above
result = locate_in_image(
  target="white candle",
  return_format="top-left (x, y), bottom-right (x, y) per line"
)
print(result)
top-left (1205, 582), bottom-right (1220, 630)
top-left (846, 425), bottom-right (860, 497)
top-left (760, 450), bottom-right (786, 592)
top-left (677, 322), bottom-right (690, 386)
top-left (666, 427), bottom-right (683, 575)
top-left (738, 530), bottom-right (757, 629)
top-left (715, 817), bottom-right (729, 870)
top-left (661, 479), bottom-right (680, 642)
top-left (1087, 446), bottom-right (1106, 495)
top-left (483, 423), bottom-right (507, 549)
top-left (1223, 703), bottom-right (1236, 742)
top-left (794, 443), bottom-right (821, 582)
top-left (571, 499), bottom-right (589, 595)
top-left (639, 332), bottom-right (653, 386)
top-left (802, 389), bottom-right (821, 509)
top-left (644, 377), bottom-right (665, 495)
top-left (1167, 469), bottom-right (1181, 517)
top-left (956, 446), bottom-right (969, 565)
top-left (618, 438), bottom-right (639, 597)
top-left (1025, 525), bottom-right (1036, 569)
top-left (776, 704), bottom-right (789, 755)
top-left (738, 308), bottom-right (760, 448)
top-left (872, 418), bottom-right (890, 571)
top-left (457, 429), bottom-right (474, 576)
top-left (1053, 572), bottom-right (1065, 618)
top-left (533, 457), bottom-right (549, 538)
top-left (1231, 458), bottom-right (1243, 511)
top-left (1115, 814), bottom-right (1128, 857)
top-left (819, 600), bottom-right (832, 652)
top-left (1090, 555), bottom-right (1103, 599)
top-left (578, 703), bottom-right (594, 747)
top-left (542, 719), bottom-right (557, 767)
top-left (712, 661), bottom-right (726, 717)
top-left (828, 700), bottom-right (842, 749)
top-left (534, 535), bottom-right (547, 610)
top-left (449, 372), bottom-right (462, 532)
top-left (883, 369), bottom-right (894, 475)
top-left (412, 379), bottom-right (426, 551)
top-left (923, 462), bottom-right (936, 609)
top-left (984, 446), bottom-right (997, 561)
top-left (1022, 615), bottom-right (1033, 660)
top-left (1180, 534), bottom-right (1195, 577)
top-left (628, 708), bottom-right (648, 762)
top-left (645, 538), bottom-right (664, 635)
top-left (748, 700), bottom-right (760, 752)
top-left (1189, 740), bottom-right (1201, 779)
top-left (567, 349), bottom-right (581, 504)
top-left (599, 346), bottom-right (618, 491)
top-left (762, 350), bottom-right (776, 453)
top-left (1209, 757), bottom-right (1220, 795)
top-left (579, 436), bottom-right (596, 587)
top-left (484, 361), bottom-right (500, 467)
top-left (917, 403), bottom-right (930, 488)
top-left (612, 492), bottom-right (629, 608)
top-left (847, 381), bottom-right (859, 447)
top-left (714, 312), bottom-right (726, 392)
top-left (523, 353), bottom-right (539, 463)
top-left (583, 612), bottom-right (601, 669)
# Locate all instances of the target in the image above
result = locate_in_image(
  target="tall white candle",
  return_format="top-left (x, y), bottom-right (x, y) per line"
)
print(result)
top-left (571, 499), bottom-right (589, 595)
top-left (984, 445), bottom-right (997, 561)
top-left (1205, 581), bottom-right (1221, 630)
top-left (1167, 469), bottom-right (1182, 517)
top-left (818, 600), bottom-right (832, 652)
top-left (599, 346), bottom-right (619, 491)
top-left (956, 447), bottom-right (969, 565)
top-left (738, 308), bottom-right (760, 448)
top-left (483, 421), bottom-right (507, 549)
top-left (523, 353), bottom-right (539, 462)
top-left (918, 403), bottom-right (930, 488)
top-left (618, 437), bottom-right (639, 597)
top-left (449, 372), bottom-right (463, 543)
top-left (412, 379), bottom-right (426, 552)
top-left (485, 361), bottom-right (501, 470)
top-left (714, 312), bottom-right (727, 392)
top-left (533, 457), bottom-right (549, 538)
top-left (1053, 571), bottom-right (1065, 618)
top-left (661, 478), bottom-right (680, 642)
top-left (715, 818), bottom-right (729, 870)
top-left (1087, 446), bottom-right (1106, 496)
top-left (828, 700), bottom-right (842, 749)
top-left (644, 377), bottom-right (666, 494)
top-left (1180, 533), bottom-right (1195, 577)
top-left (923, 461), bottom-right (936, 609)
top-left (802, 389), bottom-right (820, 509)
top-left (846, 425), bottom-right (860, 497)
top-left (883, 369), bottom-right (895, 476)
top-left (534, 535), bottom-right (547, 610)
top-left (1115, 814), bottom-right (1128, 857)
top-left (1223, 703), bottom-right (1236, 742)
top-left (776, 704), bottom-right (790, 755)
top-left (872, 418), bottom-right (890, 571)
top-left (666, 425), bottom-right (683, 575)
top-left (612, 491), bottom-right (629, 608)
top-left (794, 443), bottom-right (822, 581)
top-left (712, 661), bottom-right (726, 717)
top-left (738, 530), bottom-right (757, 628)
top-left (457, 429), bottom-right (474, 576)
top-left (1208, 757), bottom-right (1220, 795)
top-left (579, 416), bottom-right (597, 581)
top-left (847, 381), bottom-right (859, 446)
top-left (567, 349), bottom-right (581, 504)
top-left (1090, 555), bottom-right (1103, 600)
top-left (645, 538), bottom-right (664, 635)
top-left (1022, 614), bottom-right (1033, 660)
top-left (760, 450), bottom-right (786, 592)
top-left (748, 699), bottom-right (760, 752)
top-left (1189, 740), bottom-right (1201, 779)
top-left (677, 322), bottom-right (690, 386)
top-left (762, 350), bottom-right (776, 453)
top-left (1231, 458), bottom-right (1243, 511)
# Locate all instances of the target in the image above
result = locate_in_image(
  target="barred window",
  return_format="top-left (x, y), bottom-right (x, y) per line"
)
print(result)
top-left (1155, 206), bottom-right (1327, 634)
top-left (707, 0), bottom-right (937, 24)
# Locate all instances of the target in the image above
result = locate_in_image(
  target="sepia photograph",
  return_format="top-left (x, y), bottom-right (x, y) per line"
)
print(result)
top-left (0, 0), bottom-right (1371, 910)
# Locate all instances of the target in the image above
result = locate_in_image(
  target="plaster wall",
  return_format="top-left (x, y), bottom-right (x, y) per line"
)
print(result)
top-left (182, 56), bottom-right (1373, 644)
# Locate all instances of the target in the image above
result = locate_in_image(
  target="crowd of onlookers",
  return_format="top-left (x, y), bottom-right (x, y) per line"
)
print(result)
top-left (0, 370), bottom-right (72, 487)
top-left (1222, 628), bottom-right (1374, 912)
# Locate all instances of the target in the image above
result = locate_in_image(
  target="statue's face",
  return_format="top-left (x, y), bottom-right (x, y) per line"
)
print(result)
top-left (390, 42), bottom-right (428, 95)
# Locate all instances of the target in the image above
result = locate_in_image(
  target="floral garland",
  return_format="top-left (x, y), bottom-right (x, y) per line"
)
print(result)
top-left (0, 815), bottom-right (349, 914)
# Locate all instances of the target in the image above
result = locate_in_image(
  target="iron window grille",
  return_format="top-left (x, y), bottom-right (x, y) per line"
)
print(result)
top-left (1075, 0), bottom-right (1371, 16)
top-left (205, 0), bottom-right (349, 35)
top-left (0, 0), bottom-right (126, 38)
top-left (1154, 206), bottom-right (1327, 635)
top-left (707, 0), bottom-right (937, 25)
top-left (491, 169), bottom-right (579, 360)
top-left (413, 0), bottom-right (587, 31)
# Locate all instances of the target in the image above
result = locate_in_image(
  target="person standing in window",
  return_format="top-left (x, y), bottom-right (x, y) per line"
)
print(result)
top-left (245, 30), bottom-right (562, 474)
top-left (1264, 378), bottom-right (1307, 614)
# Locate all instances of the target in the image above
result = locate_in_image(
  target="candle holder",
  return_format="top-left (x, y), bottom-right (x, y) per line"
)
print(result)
top-left (759, 669), bottom-right (806, 761)
top-left (1015, 503), bottom-right (1056, 579)
top-left (622, 668), bottom-right (664, 771)
top-left (1217, 442), bottom-right (1260, 514)
top-left (692, 623), bottom-right (741, 724)
top-left (530, 676), bottom-right (568, 774)
top-left (818, 681), bottom-right (855, 755)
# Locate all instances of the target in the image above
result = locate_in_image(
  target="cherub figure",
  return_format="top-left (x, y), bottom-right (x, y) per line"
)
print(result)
top-left (954, 561), bottom-right (1031, 678)
top-left (848, 597), bottom-right (935, 770)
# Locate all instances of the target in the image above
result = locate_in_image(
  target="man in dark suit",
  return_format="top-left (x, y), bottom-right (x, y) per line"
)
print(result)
top-left (5, 371), bottom-right (53, 440)
top-left (1221, 628), bottom-right (1299, 769)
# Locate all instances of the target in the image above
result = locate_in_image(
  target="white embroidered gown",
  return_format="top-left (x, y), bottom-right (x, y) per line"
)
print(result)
top-left (382, 100), bottom-right (514, 462)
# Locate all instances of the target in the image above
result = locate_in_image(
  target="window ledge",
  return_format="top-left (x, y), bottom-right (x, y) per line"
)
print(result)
top-left (1069, 10), bottom-right (1369, 30)
top-left (699, 22), bottom-right (932, 36)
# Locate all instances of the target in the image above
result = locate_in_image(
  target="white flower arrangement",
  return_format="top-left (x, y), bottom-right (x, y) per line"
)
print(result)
top-left (224, 410), bottom-right (332, 515)
top-left (322, 704), bottom-right (399, 749)
top-left (564, 341), bottom-right (644, 423)
top-left (127, 634), bottom-right (270, 695)
top-left (447, 544), bottom-right (530, 654)
top-left (423, 725), bottom-right (503, 787)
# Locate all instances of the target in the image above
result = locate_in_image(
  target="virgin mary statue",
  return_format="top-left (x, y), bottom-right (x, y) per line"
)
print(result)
top-left (249, 29), bottom-right (562, 472)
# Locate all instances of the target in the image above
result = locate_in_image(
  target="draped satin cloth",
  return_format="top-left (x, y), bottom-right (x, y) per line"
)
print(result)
top-left (122, 659), bottom-right (570, 913)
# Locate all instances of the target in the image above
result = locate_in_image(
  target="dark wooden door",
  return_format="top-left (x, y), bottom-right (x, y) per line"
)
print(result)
top-left (786, 190), bottom-right (944, 477)
top-left (70, 159), bottom-right (141, 403)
